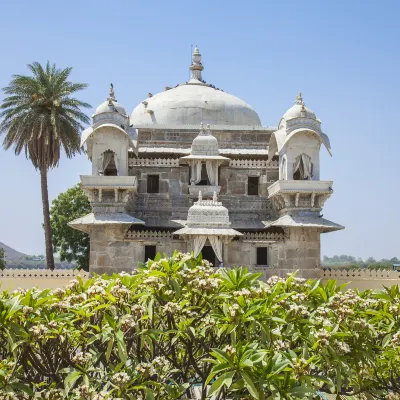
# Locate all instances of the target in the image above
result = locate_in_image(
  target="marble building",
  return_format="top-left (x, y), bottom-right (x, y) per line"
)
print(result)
top-left (69, 47), bottom-right (344, 278)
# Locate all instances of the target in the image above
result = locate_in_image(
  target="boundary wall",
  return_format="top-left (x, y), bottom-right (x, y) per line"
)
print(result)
top-left (1, 268), bottom-right (400, 291)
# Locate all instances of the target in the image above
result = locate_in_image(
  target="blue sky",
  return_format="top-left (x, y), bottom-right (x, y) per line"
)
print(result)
top-left (0, 0), bottom-right (399, 259)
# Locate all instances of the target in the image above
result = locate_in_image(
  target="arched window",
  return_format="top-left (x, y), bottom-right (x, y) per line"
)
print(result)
top-left (293, 154), bottom-right (313, 180)
top-left (99, 150), bottom-right (118, 176)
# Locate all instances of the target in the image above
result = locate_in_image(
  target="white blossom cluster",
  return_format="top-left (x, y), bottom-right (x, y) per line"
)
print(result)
top-left (31, 324), bottom-right (48, 339)
top-left (72, 352), bottom-right (92, 365)
top-left (131, 304), bottom-right (146, 317)
top-left (121, 314), bottom-right (136, 331)
top-left (87, 285), bottom-right (106, 296)
top-left (163, 301), bottom-right (181, 313)
top-left (111, 371), bottom-right (130, 387)
top-left (136, 362), bottom-right (156, 376)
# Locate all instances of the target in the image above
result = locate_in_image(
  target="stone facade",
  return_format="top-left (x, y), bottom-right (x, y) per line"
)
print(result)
top-left (70, 47), bottom-right (343, 278)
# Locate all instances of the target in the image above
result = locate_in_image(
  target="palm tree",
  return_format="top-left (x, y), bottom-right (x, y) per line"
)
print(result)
top-left (0, 62), bottom-right (90, 270)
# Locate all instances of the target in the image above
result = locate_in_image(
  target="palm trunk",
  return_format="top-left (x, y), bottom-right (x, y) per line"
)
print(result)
top-left (39, 166), bottom-right (55, 270)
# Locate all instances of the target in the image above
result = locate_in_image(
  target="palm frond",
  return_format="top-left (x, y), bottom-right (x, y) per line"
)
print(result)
top-left (0, 61), bottom-right (91, 169)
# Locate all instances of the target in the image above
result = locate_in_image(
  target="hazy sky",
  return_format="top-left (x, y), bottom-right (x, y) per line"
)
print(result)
top-left (0, 0), bottom-right (399, 259)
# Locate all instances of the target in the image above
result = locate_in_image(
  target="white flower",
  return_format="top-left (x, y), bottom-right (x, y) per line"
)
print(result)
top-left (163, 302), bottom-right (181, 313)
top-left (334, 340), bottom-right (351, 354)
top-left (66, 279), bottom-right (79, 291)
top-left (22, 306), bottom-right (33, 315)
top-left (314, 329), bottom-right (330, 345)
top-left (32, 324), bottom-right (48, 339)
top-left (136, 362), bottom-right (156, 376)
top-left (87, 285), bottom-right (106, 296)
top-left (392, 331), bottom-right (400, 346)
top-left (131, 304), bottom-right (145, 317)
top-left (121, 315), bottom-right (136, 332)
top-left (223, 345), bottom-right (236, 354)
top-left (112, 371), bottom-right (130, 387)
top-left (72, 352), bottom-right (92, 365)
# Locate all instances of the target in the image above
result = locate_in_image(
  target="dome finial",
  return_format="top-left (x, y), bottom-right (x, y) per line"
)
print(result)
top-left (213, 191), bottom-right (218, 202)
top-left (296, 92), bottom-right (304, 106)
top-left (198, 190), bottom-right (203, 201)
top-left (108, 83), bottom-right (116, 104)
top-left (199, 122), bottom-right (206, 135)
top-left (206, 124), bottom-right (211, 135)
top-left (190, 45), bottom-right (204, 82)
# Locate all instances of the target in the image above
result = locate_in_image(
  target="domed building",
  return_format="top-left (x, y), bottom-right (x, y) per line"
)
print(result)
top-left (70, 47), bottom-right (343, 278)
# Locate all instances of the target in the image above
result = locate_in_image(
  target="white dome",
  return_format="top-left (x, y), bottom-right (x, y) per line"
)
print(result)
top-left (187, 195), bottom-right (231, 228)
top-left (130, 83), bottom-right (261, 128)
top-left (95, 100), bottom-right (127, 116)
top-left (191, 124), bottom-right (219, 156)
top-left (282, 103), bottom-right (316, 121)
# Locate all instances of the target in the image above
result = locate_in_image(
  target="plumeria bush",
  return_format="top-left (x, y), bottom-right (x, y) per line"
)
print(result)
top-left (0, 252), bottom-right (400, 399)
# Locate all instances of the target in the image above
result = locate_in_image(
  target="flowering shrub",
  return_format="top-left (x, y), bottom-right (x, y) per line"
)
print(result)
top-left (0, 252), bottom-right (399, 399)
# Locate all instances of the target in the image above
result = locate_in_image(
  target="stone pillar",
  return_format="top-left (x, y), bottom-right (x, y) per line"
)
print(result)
top-left (89, 225), bottom-right (134, 276)
top-left (272, 228), bottom-right (323, 279)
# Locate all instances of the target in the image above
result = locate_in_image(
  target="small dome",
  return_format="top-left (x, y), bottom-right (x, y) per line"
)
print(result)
top-left (191, 124), bottom-right (219, 156)
top-left (187, 192), bottom-right (231, 228)
top-left (94, 85), bottom-right (127, 117)
top-left (94, 100), bottom-right (127, 116)
top-left (281, 93), bottom-right (316, 122)
top-left (282, 104), bottom-right (316, 121)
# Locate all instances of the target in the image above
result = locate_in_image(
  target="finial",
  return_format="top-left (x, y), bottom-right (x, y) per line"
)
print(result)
top-left (199, 122), bottom-right (206, 135)
top-left (206, 124), bottom-right (211, 135)
top-left (190, 45), bottom-right (204, 81)
top-left (213, 191), bottom-right (217, 202)
top-left (295, 92), bottom-right (304, 106)
top-left (109, 83), bottom-right (116, 102)
top-left (198, 191), bottom-right (203, 201)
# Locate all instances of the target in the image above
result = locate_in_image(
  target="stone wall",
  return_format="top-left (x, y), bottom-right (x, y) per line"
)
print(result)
top-left (0, 269), bottom-right (89, 290)
top-left (137, 128), bottom-right (273, 150)
top-left (274, 228), bottom-right (322, 279)
top-left (126, 162), bottom-right (279, 229)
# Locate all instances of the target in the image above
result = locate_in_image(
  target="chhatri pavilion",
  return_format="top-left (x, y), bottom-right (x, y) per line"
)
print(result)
top-left (70, 47), bottom-right (343, 278)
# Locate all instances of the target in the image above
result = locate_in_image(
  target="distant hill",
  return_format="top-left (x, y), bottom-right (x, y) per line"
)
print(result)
top-left (0, 241), bottom-right (28, 261)
top-left (0, 242), bottom-right (76, 269)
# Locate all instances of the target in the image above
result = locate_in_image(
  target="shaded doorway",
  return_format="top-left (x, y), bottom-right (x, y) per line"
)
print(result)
top-left (201, 245), bottom-right (217, 267)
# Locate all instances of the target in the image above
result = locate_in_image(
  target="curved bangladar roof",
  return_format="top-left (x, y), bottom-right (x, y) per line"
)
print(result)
top-left (268, 127), bottom-right (332, 161)
top-left (80, 124), bottom-right (138, 151)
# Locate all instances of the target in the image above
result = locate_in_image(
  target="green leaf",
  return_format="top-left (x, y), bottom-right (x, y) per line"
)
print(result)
top-left (241, 371), bottom-right (260, 399)
top-left (64, 370), bottom-right (82, 395)
top-left (208, 371), bottom-right (235, 396)
top-left (106, 336), bottom-right (114, 362)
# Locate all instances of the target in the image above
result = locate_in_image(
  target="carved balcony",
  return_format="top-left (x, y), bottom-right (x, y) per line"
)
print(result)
top-left (268, 180), bottom-right (333, 212)
top-left (80, 175), bottom-right (138, 205)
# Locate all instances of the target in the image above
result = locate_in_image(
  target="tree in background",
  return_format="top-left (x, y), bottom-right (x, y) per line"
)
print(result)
top-left (50, 184), bottom-right (91, 271)
top-left (0, 248), bottom-right (5, 270)
top-left (0, 62), bottom-right (90, 270)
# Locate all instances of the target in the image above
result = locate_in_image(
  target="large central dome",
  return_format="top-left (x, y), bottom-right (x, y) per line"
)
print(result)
top-left (130, 47), bottom-right (262, 129)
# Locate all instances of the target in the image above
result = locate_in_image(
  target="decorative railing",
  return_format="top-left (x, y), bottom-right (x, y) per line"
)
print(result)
top-left (125, 230), bottom-right (174, 240)
top-left (129, 158), bottom-right (279, 169)
top-left (0, 269), bottom-right (89, 279)
top-left (129, 158), bottom-right (180, 167)
top-left (242, 232), bottom-right (285, 241)
top-left (323, 268), bottom-right (400, 279)
top-left (229, 159), bottom-right (278, 169)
